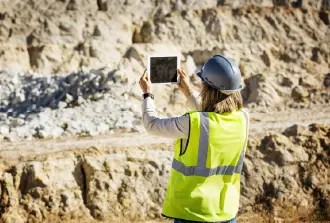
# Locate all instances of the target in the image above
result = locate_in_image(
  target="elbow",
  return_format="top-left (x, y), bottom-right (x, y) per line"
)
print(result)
top-left (144, 121), bottom-right (155, 134)
top-left (143, 118), bottom-right (157, 135)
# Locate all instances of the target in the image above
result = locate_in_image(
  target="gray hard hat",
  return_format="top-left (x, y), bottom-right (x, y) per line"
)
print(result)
top-left (196, 55), bottom-right (243, 92)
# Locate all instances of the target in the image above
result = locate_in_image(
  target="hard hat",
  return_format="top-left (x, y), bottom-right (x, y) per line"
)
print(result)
top-left (196, 55), bottom-right (243, 93)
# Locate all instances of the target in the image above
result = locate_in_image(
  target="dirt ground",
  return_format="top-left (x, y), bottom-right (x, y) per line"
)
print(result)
top-left (1, 105), bottom-right (329, 223)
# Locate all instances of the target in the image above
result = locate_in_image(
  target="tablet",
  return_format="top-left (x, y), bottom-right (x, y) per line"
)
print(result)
top-left (147, 55), bottom-right (180, 84)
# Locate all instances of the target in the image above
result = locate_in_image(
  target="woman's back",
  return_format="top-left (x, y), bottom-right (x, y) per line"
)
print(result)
top-left (162, 110), bottom-right (248, 222)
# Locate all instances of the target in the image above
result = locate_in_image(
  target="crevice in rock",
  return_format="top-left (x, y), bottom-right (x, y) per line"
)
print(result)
top-left (73, 161), bottom-right (88, 207)
top-left (18, 165), bottom-right (29, 196)
top-left (81, 163), bottom-right (88, 206)
top-left (291, 0), bottom-right (302, 8)
top-left (0, 179), bottom-right (9, 217)
top-left (26, 33), bottom-right (42, 70)
top-left (73, 159), bottom-right (95, 219)
top-left (217, 0), bottom-right (225, 7)
top-left (319, 11), bottom-right (330, 25)
top-left (97, 0), bottom-right (107, 11)
top-left (18, 164), bottom-right (46, 197)
top-left (313, 187), bottom-right (330, 220)
top-left (0, 12), bottom-right (6, 20)
top-left (132, 21), bottom-right (153, 43)
top-left (27, 46), bottom-right (41, 69)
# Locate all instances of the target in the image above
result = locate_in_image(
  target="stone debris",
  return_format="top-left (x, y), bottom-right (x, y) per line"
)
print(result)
top-left (0, 124), bottom-right (328, 222)
top-left (0, 68), bottom-right (144, 140)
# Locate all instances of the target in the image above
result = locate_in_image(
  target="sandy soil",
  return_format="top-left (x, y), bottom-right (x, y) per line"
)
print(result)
top-left (2, 104), bottom-right (329, 154)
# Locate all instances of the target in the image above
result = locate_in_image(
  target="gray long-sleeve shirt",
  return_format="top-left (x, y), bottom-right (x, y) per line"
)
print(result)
top-left (141, 93), bottom-right (201, 139)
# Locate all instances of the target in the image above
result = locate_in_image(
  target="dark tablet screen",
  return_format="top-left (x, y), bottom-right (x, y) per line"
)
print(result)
top-left (150, 56), bottom-right (178, 83)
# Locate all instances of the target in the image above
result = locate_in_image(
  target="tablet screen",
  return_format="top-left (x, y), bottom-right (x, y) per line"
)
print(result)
top-left (149, 56), bottom-right (178, 83)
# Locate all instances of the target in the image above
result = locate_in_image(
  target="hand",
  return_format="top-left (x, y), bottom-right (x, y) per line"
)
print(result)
top-left (139, 69), bottom-right (152, 94)
top-left (178, 68), bottom-right (193, 99)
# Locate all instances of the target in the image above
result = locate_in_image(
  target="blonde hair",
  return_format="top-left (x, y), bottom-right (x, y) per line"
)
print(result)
top-left (200, 83), bottom-right (243, 113)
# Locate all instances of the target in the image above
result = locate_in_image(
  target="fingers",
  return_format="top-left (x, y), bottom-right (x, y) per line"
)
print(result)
top-left (177, 69), bottom-right (183, 78)
top-left (146, 71), bottom-right (150, 81)
top-left (178, 68), bottom-right (187, 77)
top-left (142, 69), bottom-right (150, 81)
top-left (142, 69), bottom-right (147, 78)
top-left (140, 69), bottom-right (148, 83)
top-left (177, 69), bottom-right (182, 77)
top-left (181, 68), bottom-right (187, 76)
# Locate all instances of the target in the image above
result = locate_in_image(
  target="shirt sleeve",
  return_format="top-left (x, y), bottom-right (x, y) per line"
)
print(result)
top-left (142, 97), bottom-right (189, 139)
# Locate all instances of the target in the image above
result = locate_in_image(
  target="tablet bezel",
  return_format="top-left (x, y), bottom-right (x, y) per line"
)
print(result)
top-left (147, 55), bottom-right (180, 84)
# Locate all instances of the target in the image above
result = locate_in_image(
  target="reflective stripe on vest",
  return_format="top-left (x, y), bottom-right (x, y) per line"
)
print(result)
top-left (171, 110), bottom-right (248, 177)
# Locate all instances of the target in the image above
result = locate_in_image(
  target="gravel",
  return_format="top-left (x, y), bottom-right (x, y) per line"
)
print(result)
top-left (0, 69), bottom-right (145, 141)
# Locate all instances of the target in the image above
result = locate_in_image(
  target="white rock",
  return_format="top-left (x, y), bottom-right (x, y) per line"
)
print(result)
top-left (65, 94), bottom-right (74, 103)
top-left (112, 70), bottom-right (128, 84)
top-left (58, 101), bottom-right (67, 109)
top-left (77, 96), bottom-right (85, 105)
top-left (11, 118), bottom-right (25, 127)
top-left (52, 126), bottom-right (64, 138)
top-left (97, 123), bottom-right (109, 133)
top-left (0, 113), bottom-right (7, 121)
top-left (185, 55), bottom-right (197, 75)
top-left (0, 125), bottom-right (10, 135)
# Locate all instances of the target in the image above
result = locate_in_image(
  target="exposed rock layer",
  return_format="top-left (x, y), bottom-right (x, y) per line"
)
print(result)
top-left (0, 1), bottom-right (329, 75)
top-left (0, 0), bottom-right (330, 141)
top-left (0, 124), bottom-right (329, 222)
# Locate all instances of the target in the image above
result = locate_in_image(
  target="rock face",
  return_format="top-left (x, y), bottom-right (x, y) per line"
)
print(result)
top-left (0, 124), bottom-right (329, 222)
top-left (0, 0), bottom-right (330, 222)
top-left (0, 149), bottom-right (173, 222)
top-left (0, 0), bottom-right (329, 75)
top-left (0, 0), bottom-right (330, 141)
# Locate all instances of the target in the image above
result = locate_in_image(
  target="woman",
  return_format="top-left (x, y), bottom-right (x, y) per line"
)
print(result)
top-left (139, 55), bottom-right (249, 223)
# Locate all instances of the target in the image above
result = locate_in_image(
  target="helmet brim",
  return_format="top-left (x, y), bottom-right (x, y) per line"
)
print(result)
top-left (196, 71), bottom-right (204, 80)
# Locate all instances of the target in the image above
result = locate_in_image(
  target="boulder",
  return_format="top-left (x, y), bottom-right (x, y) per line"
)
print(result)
top-left (291, 86), bottom-right (309, 102)
top-left (283, 124), bottom-right (309, 136)
top-left (261, 133), bottom-right (310, 166)
top-left (299, 75), bottom-right (320, 88)
top-left (0, 125), bottom-right (9, 135)
top-left (242, 74), bottom-right (282, 107)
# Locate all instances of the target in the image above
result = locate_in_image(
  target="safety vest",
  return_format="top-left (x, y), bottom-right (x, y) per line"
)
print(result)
top-left (162, 110), bottom-right (249, 222)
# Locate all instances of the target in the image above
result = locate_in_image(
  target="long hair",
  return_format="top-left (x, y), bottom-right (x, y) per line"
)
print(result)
top-left (200, 83), bottom-right (243, 113)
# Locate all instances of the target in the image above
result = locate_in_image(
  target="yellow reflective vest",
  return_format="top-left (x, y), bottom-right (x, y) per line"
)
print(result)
top-left (162, 110), bottom-right (249, 222)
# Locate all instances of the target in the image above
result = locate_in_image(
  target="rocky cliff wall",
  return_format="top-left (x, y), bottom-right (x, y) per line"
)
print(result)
top-left (0, 0), bottom-right (329, 141)
top-left (0, 0), bottom-right (329, 75)
top-left (0, 124), bottom-right (329, 222)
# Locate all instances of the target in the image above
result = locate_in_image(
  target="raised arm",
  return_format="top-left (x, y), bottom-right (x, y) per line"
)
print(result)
top-left (139, 69), bottom-right (192, 139)
top-left (142, 97), bottom-right (189, 139)
top-left (178, 69), bottom-right (201, 111)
